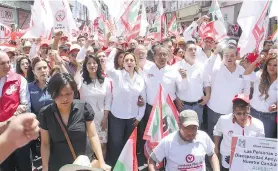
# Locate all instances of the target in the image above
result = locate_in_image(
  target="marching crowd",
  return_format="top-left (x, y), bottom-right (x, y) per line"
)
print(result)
top-left (0, 15), bottom-right (277, 171)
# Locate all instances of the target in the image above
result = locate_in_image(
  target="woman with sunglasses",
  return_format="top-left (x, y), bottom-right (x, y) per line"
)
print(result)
top-left (105, 48), bottom-right (146, 168)
top-left (244, 53), bottom-right (277, 138)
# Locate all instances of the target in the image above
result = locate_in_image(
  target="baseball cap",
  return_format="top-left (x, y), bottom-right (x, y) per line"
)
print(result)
top-left (69, 44), bottom-right (81, 53)
top-left (203, 33), bottom-right (215, 41)
top-left (23, 41), bottom-right (32, 47)
top-left (179, 110), bottom-right (199, 127)
top-left (232, 94), bottom-right (250, 104)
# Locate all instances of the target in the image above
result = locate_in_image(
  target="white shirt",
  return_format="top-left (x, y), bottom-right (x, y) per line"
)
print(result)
top-left (205, 55), bottom-right (250, 114)
top-left (173, 60), bottom-right (210, 102)
top-left (144, 64), bottom-right (187, 105)
top-left (106, 49), bottom-right (146, 120)
top-left (75, 72), bottom-right (112, 123)
top-left (151, 130), bottom-right (215, 171)
top-left (213, 113), bottom-right (265, 168)
top-left (244, 71), bottom-right (277, 112)
top-left (138, 60), bottom-right (154, 76)
top-left (0, 73), bottom-right (31, 111)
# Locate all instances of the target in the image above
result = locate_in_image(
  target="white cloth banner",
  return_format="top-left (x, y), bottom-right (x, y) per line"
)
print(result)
top-left (0, 23), bottom-right (11, 39)
top-left (76, 0), bottom-right (100, 22)
top-left (237, 0), bottom-right (270, 57)
top-left (22, 0), bottom-right (54, 39)
top-left (230, 136), bottom-right (277, 171)
top-left (50, 0), bottom-right (77, 33)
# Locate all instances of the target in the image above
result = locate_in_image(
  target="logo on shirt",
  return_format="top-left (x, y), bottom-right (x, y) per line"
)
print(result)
top-left (5, 84), bottom-right (17, 96)
top-left (238, 139), bottom-right (246, 148)
top-left (30, 91), bottom-right (39, 94)
top-left (185, 154), bottom-right (195, 163)
top-left (147, 73), bottom-right (154, 78)
top-left (239, 74), bottom-right (243, 79)
top-left (228, 130), bottom-right (233, 136)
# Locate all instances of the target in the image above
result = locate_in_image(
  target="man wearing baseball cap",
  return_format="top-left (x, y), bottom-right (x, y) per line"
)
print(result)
top-left (149, 110), bottom-right (220, 171)
top-left (213, 94), bottom-right (265, 171)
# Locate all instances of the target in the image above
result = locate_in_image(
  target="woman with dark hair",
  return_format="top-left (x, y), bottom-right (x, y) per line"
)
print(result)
top-left (39, 73), bottom-right (109, 171)
top-left (28, 57), bottom-right (52, 160)
top-left (16, 56), bottom-right (31, 80)
top-left (74, 55), bottom-right (112, 158)
top-left (244, 54), bottom-right (277, 138)
top-left (105, 49), bottom-right (146, 168)
top-left (113, 49), bottom-right (125, 70)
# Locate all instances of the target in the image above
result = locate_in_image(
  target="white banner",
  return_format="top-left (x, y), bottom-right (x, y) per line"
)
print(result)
top-left (0, 7), bottom-right (15, 25)
top-left (0, 23), bottom-right (11, 39)
top-left (230, 136), bottom-right (277, 171)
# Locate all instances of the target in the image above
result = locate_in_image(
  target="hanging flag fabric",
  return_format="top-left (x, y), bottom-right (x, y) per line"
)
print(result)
top-left (269, 0), bottom-right (278, 18)
top-left (22, 0), bottom-right (54, 39)
top-left (113, 128), bottom-right (138, 171)
top-left (147, 0), bottom-right (164, 41)
top-left (237, 0), bottom-right (271, 57)
top-left (143, 84), bottom-right (179, 169)
top-left (103, 0), bottom-right (132, 23)
top-left (0, 23), bottom-right (11, 40)
top-left (49, 0), bottom-right (77, 33)
top-left (168, 14), bottom-right (178, 37)
top-left (121, 0), bottom-right (141, 31)
top-left (206, 0), bottom-right (226, 41)
top-left (139, 2), bottom-right (149, 37)
top-left (271, 29), bottom-right (278, 42)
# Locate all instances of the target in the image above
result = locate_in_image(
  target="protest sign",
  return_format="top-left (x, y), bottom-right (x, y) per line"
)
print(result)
top-left (230, 136), bottom-right (277, 171)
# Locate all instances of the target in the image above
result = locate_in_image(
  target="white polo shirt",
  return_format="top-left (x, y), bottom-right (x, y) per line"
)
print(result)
top-left (151, 130), bottom-right (215, 171)
top-left (205, 58), bottom-right (250, 114)
top-left (213, 113), bottom-right (265, 168)
top-left (244, 71), bottom-right (278, 112)
top-left (144, 64), bottom-right (186, 105)
top-left (173, 60), bottom-right (210, 102)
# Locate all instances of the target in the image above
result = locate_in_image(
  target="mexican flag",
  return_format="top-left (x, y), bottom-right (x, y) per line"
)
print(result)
top-left (147, 0), bottom-right (164, 41)
top-left (143, 84), bottom-right (179, 168)
top-left (121, 0), bottom-right (141, 31)
top-left (168, 14), bottom-right (178, 37)
top-left (114, 128), bottom-right (138, 171)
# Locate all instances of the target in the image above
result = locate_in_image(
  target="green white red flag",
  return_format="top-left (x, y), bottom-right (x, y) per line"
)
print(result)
top-left (143, 84), bottom-right (179, 168)
top-left (168, 14), bottom-right (178, 37)
top-left (271, 29), bottom-right (278, 42)
top-left (114, 128), bottom-right (138, 171)
top-left (121, 0), bottom-right (141, 31)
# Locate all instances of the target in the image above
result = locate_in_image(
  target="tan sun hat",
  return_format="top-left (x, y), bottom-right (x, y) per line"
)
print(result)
top-left (59, 155), bottom-right (102, 171)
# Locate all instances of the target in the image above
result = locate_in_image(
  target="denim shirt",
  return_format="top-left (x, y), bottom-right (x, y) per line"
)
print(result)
top-left (28, 81), bottom-right (52, 115)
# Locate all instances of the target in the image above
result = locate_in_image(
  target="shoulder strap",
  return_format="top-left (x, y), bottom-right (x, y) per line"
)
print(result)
top-left (54, 112), bottom-right (77, 160)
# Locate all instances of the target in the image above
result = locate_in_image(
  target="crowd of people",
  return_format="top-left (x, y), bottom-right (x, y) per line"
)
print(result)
top-left (0, 15), bottom-right (277, 171)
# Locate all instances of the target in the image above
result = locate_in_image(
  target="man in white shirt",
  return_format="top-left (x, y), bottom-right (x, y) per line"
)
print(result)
top-left (204, 41), bottom-right (250, 138)
top-left (183, 16), bottom-right (215, 65)
top-left (0, 51), bottom-right (32, 171)
top-left (174, 41), bottom-right (211, 127)
top-left (213, 94), bottom-right (265, 171)
top-left (148, 110), bottom-right (220, 171)
top-left (134, 45), bottom-right (154, 75)
top-left (137, 46), bottom-right (187, 162)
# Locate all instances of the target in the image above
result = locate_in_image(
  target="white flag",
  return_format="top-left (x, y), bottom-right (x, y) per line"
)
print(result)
top-left (0, 23), bottom-right (11, 39)
top-left (77, 0), bottom-right (100, 22)
top-left (22, 0), bottom-right (54, 39)
top-left (50, 0), bottom-right (77, 33)
top-left (139, 2), bottom-right (149, 37)
top-left (269, 0), bottom-right (278, 18)
top-left (237, 0), bottom-right (271, 57)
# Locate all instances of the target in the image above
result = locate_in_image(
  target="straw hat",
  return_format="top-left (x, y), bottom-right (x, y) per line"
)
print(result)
top-left (59, 155), bottom-right (102, 171)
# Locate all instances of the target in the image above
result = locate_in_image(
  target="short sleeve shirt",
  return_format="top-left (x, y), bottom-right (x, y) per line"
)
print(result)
top-left (151, 130), bottom-right (215, 171)
top-left (38, 100), bottom-right (94, 171)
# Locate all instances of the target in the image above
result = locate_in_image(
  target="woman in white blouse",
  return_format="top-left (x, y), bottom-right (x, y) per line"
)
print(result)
top-left (105, 49), bottom-right (146, 168)
top-left (75, 55), bottom-right (112, 157)
top-left (244, 54), bottom-right (277, 138)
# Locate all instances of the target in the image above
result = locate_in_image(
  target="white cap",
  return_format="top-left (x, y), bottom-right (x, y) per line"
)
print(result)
top-left (59, 155), bottom-right (102, 171)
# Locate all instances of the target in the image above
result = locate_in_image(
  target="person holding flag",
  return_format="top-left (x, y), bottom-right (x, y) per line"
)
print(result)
top-left (148, 110), bottom-right (220, 171)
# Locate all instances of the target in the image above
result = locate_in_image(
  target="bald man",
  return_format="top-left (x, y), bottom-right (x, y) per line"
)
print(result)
top-left (0, 51), bottom-right (31, 171)
top-left (134, 45), bottom-right (154, 75)
top-left (128, 39), bottom-right (138, 50)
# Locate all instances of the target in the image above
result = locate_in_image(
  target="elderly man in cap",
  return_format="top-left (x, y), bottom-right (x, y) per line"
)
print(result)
top-left (148, 110), bottom-right (220, 171)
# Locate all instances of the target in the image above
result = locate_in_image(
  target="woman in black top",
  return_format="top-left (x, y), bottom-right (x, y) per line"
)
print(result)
top-left (39, 73), bottom-right (109, 171)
